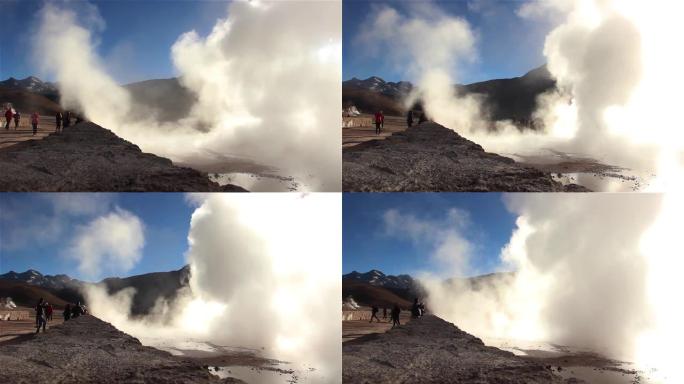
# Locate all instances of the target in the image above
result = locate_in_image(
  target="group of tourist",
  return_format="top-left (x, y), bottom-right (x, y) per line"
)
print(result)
top-left (34, 297), bottom-right (87, 334)
top-left (3, 104), bottom-right (80, 136)
top-left (372, 109), bottom-right (429, 135)
top-left (368, 298), bottom-right (426, 329)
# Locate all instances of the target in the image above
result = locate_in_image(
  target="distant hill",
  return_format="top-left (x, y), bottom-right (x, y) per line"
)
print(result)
top-left (343, 269), bottom-right (517, 309)
top-left (123, 78), bottom-right (197, 122)
top-left (342, 279), bottom-right (413, 309)
top-left (99, 266), bottom-right (190, 316)
top-left (0, 279), bottom-right (69, 308)
top-left (0, 88), bottom-right (62, 115)
top-left (342, 64), bottom-right (556, 126)
top-left (0, 76), bottom-right (59, 101)
top-left (0, 266), bottom-right (191, 315)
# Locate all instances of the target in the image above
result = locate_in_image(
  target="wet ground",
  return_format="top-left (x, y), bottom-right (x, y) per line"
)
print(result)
top-left (149, 339), bottom-right (325, 384)
top-left (483, 337), bottom-right (657, 384)
top-left (342, 313), bottom-right (413, 343)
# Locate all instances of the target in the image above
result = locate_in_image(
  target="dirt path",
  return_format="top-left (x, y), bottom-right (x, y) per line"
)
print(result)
top-left (343, 313), bottom-right (412, 343)
top-left (0, 115), bottom-right (58, 149)
top-left (343, 114), bottom-right (409, 148)
top-left (0, 308), bottom-right (64, 344)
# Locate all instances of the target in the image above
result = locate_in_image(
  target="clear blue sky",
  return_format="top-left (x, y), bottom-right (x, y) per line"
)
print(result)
top-left (343, 0), bottom-right (552, 83)
top-left (0, 0), bottom-right (229, 84)
top-left (0, 193), bottom-right (194, 281)
top-left (343, 193), bottom-right (518, 277)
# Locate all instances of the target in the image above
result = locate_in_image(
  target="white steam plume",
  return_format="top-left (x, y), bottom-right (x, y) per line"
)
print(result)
top-left (66, 208), bottom-right (145, 279)
top-left (83, 193), bottom-right (342, 382)
top-left (421, 193), bottom-right (684, 382)
top-left (33, 1), bottom-right (341, 191)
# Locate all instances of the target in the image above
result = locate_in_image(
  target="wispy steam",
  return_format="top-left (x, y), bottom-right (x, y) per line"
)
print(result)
top-left (33, 1), bottom-right (341, 191)
top-left (83, 193), bottom-right (342, 382)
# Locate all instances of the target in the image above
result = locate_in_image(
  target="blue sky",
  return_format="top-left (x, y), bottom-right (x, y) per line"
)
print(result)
top-left (343, 0), bottom-right (553, 83)
top-left (0, 0), bottom-right (228, 83)
top-left (343, 193), bottom-right (518, 277)
top-left (0, 193), bottom-right (195, 281)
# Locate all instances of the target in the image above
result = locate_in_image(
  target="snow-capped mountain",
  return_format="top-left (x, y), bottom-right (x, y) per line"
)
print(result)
top-left (343, 269), bottom-right (416, 291)
top-left (0, 269), bottom-right (82, 291)
top-left (0, 76), bottom-right (59, 95)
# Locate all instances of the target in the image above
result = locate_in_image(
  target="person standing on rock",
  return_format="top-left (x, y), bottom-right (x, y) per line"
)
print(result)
top-left (55, 112), bottom-right (63, 133)
top-left (13, 111), bottom-right (20, 129)
top-left (72, 301), bottom-right (84, 318)
top-left (374, 110), bottom-right (384, 135)
top-left (31, 112), bottom-right (39, 136)
top-left (4, 106), bottom-right (13, 130)
top-left (369, 305), bottom-right (381, 323)
top-left (63, 304), bottom-right (71, 321)
top-left (35, 298), bottom-right (47, 333)
top-left (407, 110), bottom-right (413, 128)
top-left (63, 110), bottom-right (71, 129)
top-left (391, 304), bottom-right (401, 328)
top-left (46, 302), bottom-right (53, 321)
top-left (411, 298), bottom-right (421, 318)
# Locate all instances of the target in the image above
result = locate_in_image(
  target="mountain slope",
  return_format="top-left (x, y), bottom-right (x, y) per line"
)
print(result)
top-left (342, 279), bottom-right (413, 309)
top-left (0, 87), bottom-right (62, 115)
top-left (342, 64), bottom-right (556, 125)
top-left (0, 280), bottom-right (70, 308)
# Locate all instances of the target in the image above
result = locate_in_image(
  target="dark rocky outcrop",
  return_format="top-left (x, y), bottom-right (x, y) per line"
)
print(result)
top-left (343, 122), bottom-right (589, 192)
top-left (0, 315), bottom-right (242, 383)
top-left (0, 122), bottom-right (246, 192)
top-left (343, 315), bottom-right (569, 384)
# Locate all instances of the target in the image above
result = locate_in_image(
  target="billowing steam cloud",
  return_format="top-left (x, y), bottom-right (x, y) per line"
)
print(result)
top-left (360, 1), bottom-right (684, 189)
top-left (33, 1), bottom-right (341, 191)
top-left (66, 208), bottom-right (145, 279)
top-left (419, 193), bottom-right (684, 381)
top-left (84, 193), bottom-right (341, 382)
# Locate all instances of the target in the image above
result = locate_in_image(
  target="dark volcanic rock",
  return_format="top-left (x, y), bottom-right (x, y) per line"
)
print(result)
top-left (0, 315), bottom-right (241, 383)
top-left (0, 122), bottom-right (246, 192)
top-left (343, 315), bottom-right (568, 384)
top-left (343, 122), bottom-right (589, 192)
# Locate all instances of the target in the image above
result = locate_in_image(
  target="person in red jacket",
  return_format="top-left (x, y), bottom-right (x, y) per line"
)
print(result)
top-left (374, 110), bottom-right (384, 135)
top-left (4, 106), bottom-right (13, 130)
top-left (31, 112), bottom-right (39, 136)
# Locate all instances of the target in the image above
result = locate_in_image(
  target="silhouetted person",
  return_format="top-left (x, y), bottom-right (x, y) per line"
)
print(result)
top-left (13, 111), bottom-right (20, 129)
top-left (411, 298), bottom-right (421, 318)
top-left (55, 112), bottom-right (63, 133)
top-left (391, 304), bottom-right (401, 328)
top-left (418, 112), bottom-right (427, 124)
top-left (369, 305), bottom-right (381, 323)
top-left (63, 111), bottom-right (71, 129)
top-left (46, 302), bottom-right (53, 321)
top-left (4, 107), bottom-right (13, 130)
top-left (31, 112), bottom-right (39, 135)
top-left (35, 298), bottom-right (47, 333)
top-left (63, 304), bottom-right (71, 321)
top-left (75, 114), bottom-right (83, 124)
top-left (407, 110), bottom-right (413, 128)
top-left (374, 110), bottom-right (384, 135)
top-left (382, 307), bottom-right (387, 319)
top-left (71, 301), bottom-right (84, 318)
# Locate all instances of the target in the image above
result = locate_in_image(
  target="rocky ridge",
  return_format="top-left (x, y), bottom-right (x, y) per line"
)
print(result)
top-left (343, 314), bottom-right (572, 384)
top-left (0, 122), bottom-right (246, 192)
top-left (0, 315), bottom-right (241, 383)
top-left (343, 122), bottom-right (589, 192)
